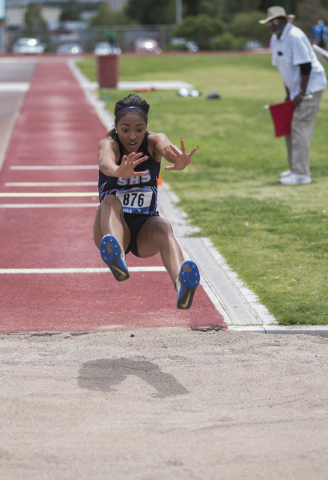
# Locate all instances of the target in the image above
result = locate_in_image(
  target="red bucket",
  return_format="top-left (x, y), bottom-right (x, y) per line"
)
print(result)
top-left (269, 100), bottom-right (293, 137)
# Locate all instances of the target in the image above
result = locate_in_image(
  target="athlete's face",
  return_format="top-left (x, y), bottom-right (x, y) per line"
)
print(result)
top-left (116, 113), bottom-right (147, 154)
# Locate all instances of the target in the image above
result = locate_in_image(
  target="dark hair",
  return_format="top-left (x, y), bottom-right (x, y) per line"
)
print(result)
top-left (106, 94), bottom-right (150, 138)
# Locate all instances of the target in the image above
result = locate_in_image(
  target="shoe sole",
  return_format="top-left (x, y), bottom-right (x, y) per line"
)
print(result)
top-left (177, 261), bottom-right (200, 310)
top-left (100, 235), bottom-right (129, 282)
top-left (280, 179), bottom-right (312, 185)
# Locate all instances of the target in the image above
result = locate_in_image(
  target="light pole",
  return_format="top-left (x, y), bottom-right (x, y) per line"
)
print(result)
top-left (176, 0), bottom-right (182, 24)
top-left (0, 0), bottom-right (5, 53)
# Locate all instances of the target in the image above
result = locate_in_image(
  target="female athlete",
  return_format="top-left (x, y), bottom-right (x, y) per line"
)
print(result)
top-left (93, 94), bottom-right (200, 309)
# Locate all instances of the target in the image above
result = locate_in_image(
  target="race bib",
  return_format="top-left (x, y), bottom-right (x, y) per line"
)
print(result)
top-left (116, 187), bottom-right (153, 214)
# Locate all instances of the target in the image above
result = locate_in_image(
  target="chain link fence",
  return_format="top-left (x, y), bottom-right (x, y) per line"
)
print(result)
top-left (6, 24), bottom-right (176, 53)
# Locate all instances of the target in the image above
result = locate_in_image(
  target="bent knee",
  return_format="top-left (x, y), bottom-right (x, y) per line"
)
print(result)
top-left (101, 194), bottom-right (123, 212)
top-left (152, 218), bottom-right (174, 238)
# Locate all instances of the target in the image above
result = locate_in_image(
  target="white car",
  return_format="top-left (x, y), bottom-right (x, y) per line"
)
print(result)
top-left (134, 38), bottom-right (161, 55)
top-left (12, 38), bottom-right (46, 54)
top-left (169, 38), bottom-right (198, 52)
top-left (94, 42), bottom-right (121, 55)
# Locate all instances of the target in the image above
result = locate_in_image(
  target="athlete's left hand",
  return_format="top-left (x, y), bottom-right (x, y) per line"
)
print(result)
top-left (164, 138), bottom-right (198, 171)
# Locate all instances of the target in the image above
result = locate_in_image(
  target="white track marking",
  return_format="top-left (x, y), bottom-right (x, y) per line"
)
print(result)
top-left (0, 267), bottom-right (166, 274)
top-left (0, 193), bottom-right (98, 197)
top-left (10, 165), bottom-right (97, 170)
top-left (5, 182), bottom-right (97, 187)
top-left (0, 82), bottom-right (30, 92)
top-left (0, 203), bottom-right (98, 208)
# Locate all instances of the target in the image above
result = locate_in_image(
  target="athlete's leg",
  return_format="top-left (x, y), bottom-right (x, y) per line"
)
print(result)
top-left (136, 216), bottom-right (183, 283)
top-left (93, 195), bottom-right (131, 281)
top-left (93, 194), bottom-right (130, 251)
top-left (136, 217), bottom-right (200, 309)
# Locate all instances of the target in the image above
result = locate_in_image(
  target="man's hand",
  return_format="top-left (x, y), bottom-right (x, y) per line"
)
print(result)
top-left (293, 94), bottom-right (304, 109)
top-left (164, 138), bottom-right (198, 171)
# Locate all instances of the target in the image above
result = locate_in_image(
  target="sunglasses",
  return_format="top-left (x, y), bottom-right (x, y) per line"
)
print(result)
top-left (267, 18), bottom-right (282, 26)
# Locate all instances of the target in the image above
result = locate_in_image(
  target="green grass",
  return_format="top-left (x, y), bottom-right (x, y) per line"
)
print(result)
top-left (77, 54), bottom-right (328, 325)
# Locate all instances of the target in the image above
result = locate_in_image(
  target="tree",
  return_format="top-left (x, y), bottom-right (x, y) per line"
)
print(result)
top-left (184, 0), bottom-right (201, 16)
top-left (296, 0), bottom-right (328, 36)
top-left (173, 14), bottom-right (225, 48)
top-left (22, 3), bottom-right (49, 48)
top-left (125, 0), bottom-right (174, 24)
top-left (223, 0), bottom-right (260, 19)
top-left (90, 2), bottom-right (133, 27)
top-left (258, 0), bottom-right (298, 14)
top-left (24, 3), bottom-right (47, 31)
top-left (60, 2), bottom-right (80, 22)
top-left (232, 10), bottom-right (271, 44)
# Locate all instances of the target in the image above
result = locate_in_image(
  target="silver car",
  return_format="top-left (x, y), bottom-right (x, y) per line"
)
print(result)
top-left (94, 42), bottom-right (121, 55)
top-left (12, 38), bottom-right (46, 54)
top-left (56, 43), bottom-right (83, 55)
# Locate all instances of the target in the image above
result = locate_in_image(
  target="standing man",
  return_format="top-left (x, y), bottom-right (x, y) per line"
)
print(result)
top-left (260, 6), bottom-right (327, 185)
top-left (312, 20), bottom-right (328, 50)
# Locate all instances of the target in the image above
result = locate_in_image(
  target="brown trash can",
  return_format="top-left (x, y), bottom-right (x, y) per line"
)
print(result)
top-left (97, 55), bottom-right (119, 88)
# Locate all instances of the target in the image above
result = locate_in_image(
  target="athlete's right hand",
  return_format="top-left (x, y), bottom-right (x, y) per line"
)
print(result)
top-left (115, 152), bottom-right (149, 179)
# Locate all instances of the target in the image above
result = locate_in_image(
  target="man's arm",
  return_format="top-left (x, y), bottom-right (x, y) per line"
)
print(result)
top-left (293, 63), bottom-right (311, 108)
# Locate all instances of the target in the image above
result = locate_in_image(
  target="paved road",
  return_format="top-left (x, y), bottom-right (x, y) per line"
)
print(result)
top-left (0, 59), bottom-right (35, 169)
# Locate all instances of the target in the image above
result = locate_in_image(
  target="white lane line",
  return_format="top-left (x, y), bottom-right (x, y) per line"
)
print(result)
top-left (0, 193), bottom-right (98, 197)
top-left (5, 182), bottom-right (97, 187)
top-left (0, 267), bottom-right (166, 274)
top-left (0, 204), bottom-right (98, 208)
top-left (0, 82), bottom-right (30, 92)
top-left (10, 165), bottom-right (98, 170)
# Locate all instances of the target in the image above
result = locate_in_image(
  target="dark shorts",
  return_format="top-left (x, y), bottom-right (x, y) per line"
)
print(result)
top-left (124, 213), bottom-right (159, 257)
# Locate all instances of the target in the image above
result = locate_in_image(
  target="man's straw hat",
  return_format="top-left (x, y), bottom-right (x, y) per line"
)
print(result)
top-left (259, 6), bottom-right (295, 24)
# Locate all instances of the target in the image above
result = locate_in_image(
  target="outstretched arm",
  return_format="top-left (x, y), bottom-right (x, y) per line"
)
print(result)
top-left (98, 139), bottom-right (148, 179)
top-left (153, 135), bottom-right (198, 171)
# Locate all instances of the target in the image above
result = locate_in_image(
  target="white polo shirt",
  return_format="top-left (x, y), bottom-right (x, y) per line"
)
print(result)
top-left (270, 22), bottom-right (327, 99)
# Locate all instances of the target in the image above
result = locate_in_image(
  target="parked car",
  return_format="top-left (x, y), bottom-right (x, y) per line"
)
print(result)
top-left (56, 43), bottom-right (83, 55)
top-left (169, 38), bottom-right (198, 52)
top-left (94, 42), bottom-right (121, 55)
top-left (245, 40), bottom-right (263, 50)
top-left (134, 38), bottom-right (161, 55)
top-left (12, 38), bottom-right (46, 54)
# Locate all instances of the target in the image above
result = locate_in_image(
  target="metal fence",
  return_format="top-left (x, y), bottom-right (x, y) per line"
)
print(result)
top-left (6, 24), bottom-right (177, 53)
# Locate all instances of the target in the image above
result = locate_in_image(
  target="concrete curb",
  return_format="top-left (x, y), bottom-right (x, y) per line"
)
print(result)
top-left (228, 325), bottom-right (328, 336)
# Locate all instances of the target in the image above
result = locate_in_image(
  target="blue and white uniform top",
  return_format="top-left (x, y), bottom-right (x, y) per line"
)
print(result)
top-left (98, 131), bottom-right (160, 216)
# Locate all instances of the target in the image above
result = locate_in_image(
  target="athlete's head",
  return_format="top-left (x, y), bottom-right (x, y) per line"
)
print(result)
top-left (114, 94), bottom-right (149, 124)
top-left (107, 95), bottom-right (150, 154)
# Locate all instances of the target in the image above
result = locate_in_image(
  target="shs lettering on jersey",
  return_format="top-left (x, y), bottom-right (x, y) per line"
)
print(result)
top-left (98, 131), bottom-right (161, 216)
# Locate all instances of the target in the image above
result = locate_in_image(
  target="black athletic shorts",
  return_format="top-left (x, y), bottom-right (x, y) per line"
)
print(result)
top-left (124, 213), bottom-right (159, 257)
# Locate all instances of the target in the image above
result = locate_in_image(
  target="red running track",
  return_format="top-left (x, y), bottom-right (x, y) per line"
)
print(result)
top-left (0, 61), bottom-right (224, 333)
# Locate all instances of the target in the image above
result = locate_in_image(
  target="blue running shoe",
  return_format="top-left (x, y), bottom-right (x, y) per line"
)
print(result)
top-left (100, 234), bottom-right (129, 282)
top-left (175, 261), bottom-right (200, 309)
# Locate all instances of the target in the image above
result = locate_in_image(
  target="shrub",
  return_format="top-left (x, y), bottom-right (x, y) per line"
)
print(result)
top-left (210, 33), bottom-right (246, 51)
top-left (174, 14), bottom-right (225, 49)
top-left (231, 11), bottom-right (271, 45)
